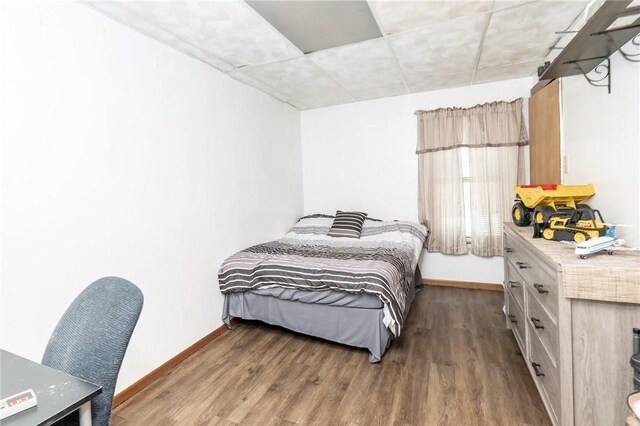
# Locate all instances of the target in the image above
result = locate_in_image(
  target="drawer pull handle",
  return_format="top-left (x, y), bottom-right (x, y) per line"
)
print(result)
top-left (530, 317), bottom-right (544, 329)
top-left (505, 247), bottom-right (514, 253)
top-left (508, 314), bottom-right (517, 324)
top-left (509, 280), bottom-right (519, 289)
top-left (516, 261), bottom-right (528, 269)
top-left (533, 283), bottom-right (549, 294)
top-left (532, 362), bottom-right (545, 377)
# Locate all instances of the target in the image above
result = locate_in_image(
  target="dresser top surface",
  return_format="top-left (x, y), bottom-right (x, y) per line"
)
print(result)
top-left (505, 223), bottom-right (640, 304)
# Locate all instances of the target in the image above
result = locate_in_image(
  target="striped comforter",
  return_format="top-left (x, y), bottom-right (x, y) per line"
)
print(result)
top-left (218, 215), bottom-right (428, 337)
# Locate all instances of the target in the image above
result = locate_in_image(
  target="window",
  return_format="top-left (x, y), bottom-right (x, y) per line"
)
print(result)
top-left (416, 98), bottom-right (528, 256)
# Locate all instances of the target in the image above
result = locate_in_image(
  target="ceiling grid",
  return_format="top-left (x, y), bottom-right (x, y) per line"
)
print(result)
top-left (85, 0), bottom-right (592, 110)
top-left (470, 12), bottom-right (493, 85)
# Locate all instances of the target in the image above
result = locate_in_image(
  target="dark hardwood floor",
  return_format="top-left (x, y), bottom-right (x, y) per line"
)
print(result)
top-left (113, 286), bottom-right (550, 425)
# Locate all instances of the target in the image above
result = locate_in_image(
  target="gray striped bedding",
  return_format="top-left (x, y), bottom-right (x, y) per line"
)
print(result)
top-left (218, 215), bottom-right (428, 337)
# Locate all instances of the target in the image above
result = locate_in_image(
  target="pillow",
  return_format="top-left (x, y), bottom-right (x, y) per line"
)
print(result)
top-left (328, 210), bottom-right (368, 238)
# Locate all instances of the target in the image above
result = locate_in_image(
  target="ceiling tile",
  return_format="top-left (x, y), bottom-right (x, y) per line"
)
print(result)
top-left (241, 57), bottom-right (355, 110)
top-left (368, 0), bottom-right (493, 35)
top-left (409, 71), bottom-right (474, 93)
top-left (491, 1), bottom-right (537, 12)
top-left (85, 1), bottom-right (235, 71)
top-left (348, 83), bottom-right (409, 102)
top-left (308, 38), bottom-right (407, 102)
top-left (97, 0), bottom-right (302, 68)
top-left (168, 40), bottom-right (235, 72)
top-left (473, 60), bottom-right (539, 84)
top-left (227, 69), bottom-right (308, 109)
top-left (388, 13), bottom-right (488, 92)
top-left (479, 1), bottom-right (588, 69)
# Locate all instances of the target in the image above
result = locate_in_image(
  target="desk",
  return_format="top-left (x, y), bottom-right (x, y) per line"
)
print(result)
top-left (1, 349), bottom-right (101, 426)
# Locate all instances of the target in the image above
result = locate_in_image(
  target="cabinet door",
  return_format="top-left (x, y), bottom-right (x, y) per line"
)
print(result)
top-left (529, 80), bottom-right (561, 184)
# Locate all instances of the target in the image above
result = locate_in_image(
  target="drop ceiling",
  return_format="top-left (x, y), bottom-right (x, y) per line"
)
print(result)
top-left (86, 0), bottom-right (592, 110)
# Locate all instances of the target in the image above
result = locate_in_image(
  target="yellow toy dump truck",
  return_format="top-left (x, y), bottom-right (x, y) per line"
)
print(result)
top-left (511, 184), bottom-right (607, 242)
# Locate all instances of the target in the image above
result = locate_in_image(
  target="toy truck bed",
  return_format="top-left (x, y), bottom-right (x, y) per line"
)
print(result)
top-left (514, 184), bottom-right (595, 210)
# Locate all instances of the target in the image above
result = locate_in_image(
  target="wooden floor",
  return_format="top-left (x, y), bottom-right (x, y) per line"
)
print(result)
top-left (113, 286), bottom-right (550, 425)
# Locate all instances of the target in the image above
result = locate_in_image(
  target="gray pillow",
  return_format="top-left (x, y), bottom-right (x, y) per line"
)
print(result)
top-left (328, 210), bottom-right (368, 238)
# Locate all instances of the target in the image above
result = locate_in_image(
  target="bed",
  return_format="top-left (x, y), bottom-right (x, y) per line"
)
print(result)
top-left (218, 214), bottom-right (428, 362)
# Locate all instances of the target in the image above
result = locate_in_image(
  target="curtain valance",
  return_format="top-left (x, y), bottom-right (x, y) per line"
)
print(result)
top-left (415, 98), bottom-right (529, 154)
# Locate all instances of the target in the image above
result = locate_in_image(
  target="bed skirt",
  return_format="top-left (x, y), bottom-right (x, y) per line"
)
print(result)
top-left (222, 267), bottom-right (422, 362)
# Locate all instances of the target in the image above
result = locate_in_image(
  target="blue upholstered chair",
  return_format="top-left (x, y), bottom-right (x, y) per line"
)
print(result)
top-left (42, 277), bottom-right (144, 426)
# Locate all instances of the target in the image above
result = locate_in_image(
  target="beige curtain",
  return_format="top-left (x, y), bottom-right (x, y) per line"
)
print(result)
top-left (416, 98), bottom-right (528, 256)
top-left (418, 147), bottom-right (467, 254)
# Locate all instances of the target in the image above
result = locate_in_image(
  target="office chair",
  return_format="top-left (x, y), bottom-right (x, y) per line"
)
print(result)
top-left (42, 277), bottom-right (144, 426)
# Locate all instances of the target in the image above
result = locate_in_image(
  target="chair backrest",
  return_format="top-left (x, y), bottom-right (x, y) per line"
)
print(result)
top-left (42, 277), bottom-right (143, 426)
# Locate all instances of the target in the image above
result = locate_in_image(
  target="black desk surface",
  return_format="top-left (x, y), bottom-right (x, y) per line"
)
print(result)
top-left (1, 349), bottom-right (102, 426)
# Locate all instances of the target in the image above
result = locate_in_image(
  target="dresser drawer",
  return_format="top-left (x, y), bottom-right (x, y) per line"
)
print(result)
top-left (505, 231), bottom-right (559, 322)
top-left (505, 235), bottom-right (550, 284)
top-left (529, 325), bottom-right (561, 424)
top-left (506, 288), bottom-right (526, 355)
top-left (505, 261), bottom-right (525, 311)
top-left (504, 232), bottom-right (530, 270)
top-left (523, 261), bottom-right (558, 322)
top-left (527, 287), bottom-right (559, 366)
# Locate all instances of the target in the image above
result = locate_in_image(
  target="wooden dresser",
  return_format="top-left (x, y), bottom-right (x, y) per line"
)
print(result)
top-left (503, 223), bottom-right (640, 425)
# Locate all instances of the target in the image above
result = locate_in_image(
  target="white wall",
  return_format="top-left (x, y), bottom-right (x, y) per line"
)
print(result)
top-left (0, 1), bottom-right (302, 392)
top-left (561, 49), bottom-right (640, 247)
top-left (301, 78), bottom-right (533, 284)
